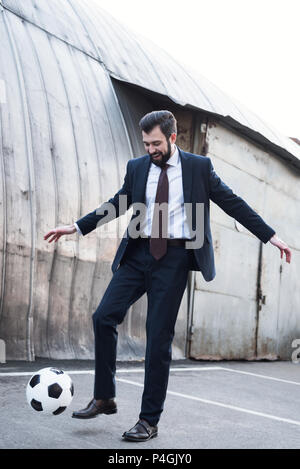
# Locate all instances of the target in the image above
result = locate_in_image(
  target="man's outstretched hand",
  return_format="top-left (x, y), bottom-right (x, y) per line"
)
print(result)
top-left (44, 224), bottom-right (77, 243)
top-left (269, 234), bottom-right (292, 263)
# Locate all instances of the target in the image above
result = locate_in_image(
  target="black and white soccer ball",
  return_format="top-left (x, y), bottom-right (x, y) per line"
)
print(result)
top-left (26, 367), bottom-right (74, 415)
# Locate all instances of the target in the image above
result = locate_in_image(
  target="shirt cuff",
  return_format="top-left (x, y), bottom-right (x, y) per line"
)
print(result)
top-left (74, 222), bottom-right (83, 236)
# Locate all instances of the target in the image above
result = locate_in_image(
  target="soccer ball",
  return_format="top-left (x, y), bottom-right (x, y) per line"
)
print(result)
top-left (26, 367), bottom-right (74, 415)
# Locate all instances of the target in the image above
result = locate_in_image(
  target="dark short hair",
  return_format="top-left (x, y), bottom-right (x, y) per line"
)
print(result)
top-left (139, 110), bottom-right (177, 139)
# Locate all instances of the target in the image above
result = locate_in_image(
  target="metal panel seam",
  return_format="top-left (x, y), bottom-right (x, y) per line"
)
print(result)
top-left (25, 21), bottom-right (58, 359)
top-left (0, 101), bottom-right (7, 327)
top-left (4, 10), bottom-right (36, 361)
top-left (70, 50), bottom-right (101, 336)
top-left (47, 35), bottom-right (83, 359)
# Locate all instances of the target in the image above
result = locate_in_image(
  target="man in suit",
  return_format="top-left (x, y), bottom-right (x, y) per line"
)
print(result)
top-left (44, 110), bottom-right (291, 442)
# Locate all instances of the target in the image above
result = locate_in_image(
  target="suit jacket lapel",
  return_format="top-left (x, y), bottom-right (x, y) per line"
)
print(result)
top-left (135, 154), bottom-right (151, 203)
top-left (179, 148), bottom-right (193, 204)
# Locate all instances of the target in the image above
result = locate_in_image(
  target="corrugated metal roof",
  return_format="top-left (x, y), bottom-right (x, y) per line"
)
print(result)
top-left (2, 0), bottom-right (300, 167)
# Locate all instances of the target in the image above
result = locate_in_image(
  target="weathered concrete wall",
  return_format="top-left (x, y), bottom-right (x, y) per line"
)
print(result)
top-left (1, 0), bottom-right (299, 362)
top-left (0, 7), bottom-right (196, 360)
top-left (190, 122), bottom-right (300, 360)
top-left (0, 8), bottom-right (132, 360)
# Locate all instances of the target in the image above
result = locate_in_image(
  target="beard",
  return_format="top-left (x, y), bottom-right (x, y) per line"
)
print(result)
top-left (149, 140), bottom-right (172, 168)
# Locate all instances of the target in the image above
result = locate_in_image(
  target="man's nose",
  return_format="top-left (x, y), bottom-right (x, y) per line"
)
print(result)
top-left (149, 145), bottom-right (157, 154)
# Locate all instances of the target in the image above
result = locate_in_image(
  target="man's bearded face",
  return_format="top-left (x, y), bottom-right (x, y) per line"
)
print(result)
top-left (142, 126), bottom-right (175, 168)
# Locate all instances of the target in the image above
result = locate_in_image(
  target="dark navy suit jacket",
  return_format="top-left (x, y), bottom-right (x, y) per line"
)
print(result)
top-left (76, 149), bottom-right (275, 282)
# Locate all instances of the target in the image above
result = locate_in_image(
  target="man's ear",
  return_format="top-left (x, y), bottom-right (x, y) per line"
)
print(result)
top-left (170, 133), bottom-right (177, 145)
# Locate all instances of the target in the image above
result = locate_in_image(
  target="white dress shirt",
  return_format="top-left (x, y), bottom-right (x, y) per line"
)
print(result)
top-left (74, 146), bottom-right (191, 239)
top-left (140, 146), bottom-right (191, 239)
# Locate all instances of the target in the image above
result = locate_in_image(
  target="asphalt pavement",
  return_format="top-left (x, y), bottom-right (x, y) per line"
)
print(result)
top-left (0, 358), bottom-right (300, 449)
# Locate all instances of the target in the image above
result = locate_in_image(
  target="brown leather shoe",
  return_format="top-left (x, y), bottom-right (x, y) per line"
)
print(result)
top-left (122, 419), bottom-right (158, 442)
top-left (72, 398), bottom-right (117, 419)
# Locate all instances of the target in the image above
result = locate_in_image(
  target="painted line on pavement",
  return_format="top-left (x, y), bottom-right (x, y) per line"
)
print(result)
top-left (0, 366), bottom-right (221, 377)
top-left (0, 366), bottom-right (300, 387)
top-left (218, 366), bottom-right (300, 386)
top-left (116, 377), bottom-right (300, 428)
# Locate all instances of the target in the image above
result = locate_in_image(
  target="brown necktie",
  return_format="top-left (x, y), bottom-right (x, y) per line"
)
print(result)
top-left (150, 164), bottom-right (169, 260)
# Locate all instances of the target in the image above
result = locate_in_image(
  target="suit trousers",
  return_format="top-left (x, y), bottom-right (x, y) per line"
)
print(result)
top-left (92, 237), bottom-right (191, 426)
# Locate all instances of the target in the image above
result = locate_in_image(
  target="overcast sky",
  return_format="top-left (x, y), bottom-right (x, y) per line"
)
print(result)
top-left (96, 0), bottom-right (299, 139)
